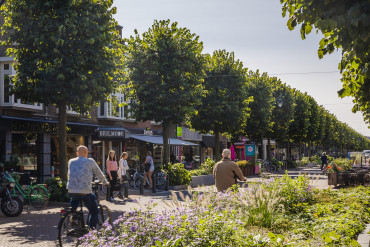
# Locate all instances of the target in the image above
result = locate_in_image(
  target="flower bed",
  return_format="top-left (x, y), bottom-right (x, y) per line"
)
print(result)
top-left (79, 175), bottom-right (370, 246)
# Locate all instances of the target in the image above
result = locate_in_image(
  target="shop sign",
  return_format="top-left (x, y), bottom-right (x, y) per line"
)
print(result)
top-left (98, 130), bottom-right (125, 138)
top-left (245, 144), bottom-right (256, 157)
top-left (177, 126), bottom-right (182, 137)
top-left (234, 142), bottom-right (244, 146)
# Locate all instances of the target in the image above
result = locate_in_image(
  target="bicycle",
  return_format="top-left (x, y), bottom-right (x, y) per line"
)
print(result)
top-left (58, 180), bottom-right (112, 247)
top-left (261, 160), bottom-right (277, 173)
top-left (9, 171), bottom-right (49, 210)
top-left (132, 168), bottom-right (167, 192)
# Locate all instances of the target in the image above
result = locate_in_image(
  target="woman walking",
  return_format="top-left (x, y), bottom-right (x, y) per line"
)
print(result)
top-left (106, 150), bottom-right (118, 202)
top-left (118, 152), bottom-right (129, 201)
top-left (143, 151), bottom-right (154, 189)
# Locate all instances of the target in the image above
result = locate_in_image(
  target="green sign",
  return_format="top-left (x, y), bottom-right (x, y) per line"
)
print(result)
top-left (177, 126), bottom-right (182, 137)
top-left (245, 144), bottom-right (255, 156)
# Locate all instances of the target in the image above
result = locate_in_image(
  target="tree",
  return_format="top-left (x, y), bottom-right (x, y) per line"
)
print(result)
top-left (270, 81), bottom-right (295, 159)
top-left (306, 96), bottom-right (320, 157)
top-left (280, 0), bottom-right (370, 125)
top-left (190, 50), bottom-right (249, 161)
top-left (288, 91), bottom-right (311, 159)
top-left (125, 20), bottom-right (204, 166)
top-left (1, 0), bottom-right (124, 180)
top-left (245, 71), bottom-right (275, 160)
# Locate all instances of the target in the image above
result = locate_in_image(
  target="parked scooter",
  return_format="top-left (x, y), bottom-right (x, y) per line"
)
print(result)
top-left (0, 171), bottom-right (23, 217)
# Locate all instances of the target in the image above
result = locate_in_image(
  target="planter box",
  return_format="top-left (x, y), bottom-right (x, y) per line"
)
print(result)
top-left (190, 174), bottom-right (215, 188)
top-left (247, 166), bottom-right (254, 176)
top-left (240, 167), bottom-right (248, 177)
top-left (328, 173), bottom-right (338, 186)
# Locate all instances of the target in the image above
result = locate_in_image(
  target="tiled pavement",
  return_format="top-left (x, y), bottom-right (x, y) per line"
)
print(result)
top-left (0, 167), bottom-right (329, 247)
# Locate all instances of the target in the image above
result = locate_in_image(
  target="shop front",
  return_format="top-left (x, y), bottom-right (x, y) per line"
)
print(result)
top-left (91, 127), bottom-right (130, 170)
top-left (0, 116), bottom-right (97, 182)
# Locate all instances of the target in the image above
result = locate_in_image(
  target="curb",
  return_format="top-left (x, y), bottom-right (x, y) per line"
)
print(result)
top-left (357, 223), bottom-right (370, 247)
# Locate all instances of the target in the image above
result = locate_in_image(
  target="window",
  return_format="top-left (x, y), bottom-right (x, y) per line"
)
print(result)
top-left (98, 92), bottom-right (133, 120)
top-left (4, 64), bottom-right (9, 70)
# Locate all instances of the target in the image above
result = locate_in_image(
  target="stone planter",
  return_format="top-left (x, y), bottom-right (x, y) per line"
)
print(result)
top-left (190, 174), bottom-right (215, 188)
top-left (169, 185), bottom-right (188, 190)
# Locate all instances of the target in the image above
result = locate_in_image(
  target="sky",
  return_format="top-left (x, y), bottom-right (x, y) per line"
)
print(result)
top-left (113, 0), bottom-right (370, 137)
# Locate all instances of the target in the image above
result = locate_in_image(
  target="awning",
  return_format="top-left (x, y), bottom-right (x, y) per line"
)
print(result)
top-left (1, 115), bottom-right (99, 127)
top-left (130, 134), bottom-right (199, 146)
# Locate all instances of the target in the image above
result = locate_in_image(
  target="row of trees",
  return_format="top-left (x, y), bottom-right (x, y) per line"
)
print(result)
top-left (2, 0), bottom-right (369, 179)
top-left (125, 20), bottom-right (370, 162)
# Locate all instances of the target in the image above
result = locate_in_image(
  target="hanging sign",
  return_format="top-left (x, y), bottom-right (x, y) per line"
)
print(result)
top-left (245, 144), bottom-right (256, 157)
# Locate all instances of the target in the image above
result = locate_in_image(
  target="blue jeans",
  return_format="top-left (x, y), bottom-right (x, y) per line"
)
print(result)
top-left (69, 193), bottom-right (98, 229)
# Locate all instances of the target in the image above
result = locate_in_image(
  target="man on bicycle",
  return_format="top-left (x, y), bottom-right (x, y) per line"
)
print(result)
top-left (213, 149), bottom-right (246, 192)
top-left (67, 145), bottom-right (109, 229)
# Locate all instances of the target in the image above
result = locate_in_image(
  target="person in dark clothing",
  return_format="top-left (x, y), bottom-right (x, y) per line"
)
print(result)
top-left (321, 152), bottom-right (328, 170)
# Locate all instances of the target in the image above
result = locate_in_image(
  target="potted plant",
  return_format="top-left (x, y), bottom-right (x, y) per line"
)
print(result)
top-left (327, 163), bottom-right (341, 186)
top-left (236, 160), bottom-right (248, 176)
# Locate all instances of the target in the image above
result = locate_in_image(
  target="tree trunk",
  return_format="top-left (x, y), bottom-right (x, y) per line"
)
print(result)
top-left (308, 142), bottom-right (311, 157)
top-left (299, 141), bottom-right (302, 159)
top-left (214, 130), bottom-right (220, 161)
top-left (287, 141), bottom-right (290, 160)
top-left (162, 121), bottom-right (169, 169)
top-left (267, 137), bottom-right (272, 161)
top-left (58, 101), bottom-right (68, 181)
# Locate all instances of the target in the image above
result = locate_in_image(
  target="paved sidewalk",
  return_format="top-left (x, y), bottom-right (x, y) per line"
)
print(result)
top-left (0, 167), bottom-right (329, 247)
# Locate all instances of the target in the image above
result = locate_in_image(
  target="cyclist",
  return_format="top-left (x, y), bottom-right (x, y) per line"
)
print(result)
top-left (67, 145), bottom-right (109, 229)
top-left (213, 149), bottom-right (246, 192)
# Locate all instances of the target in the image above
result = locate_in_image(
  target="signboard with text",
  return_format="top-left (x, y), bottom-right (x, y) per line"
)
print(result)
top-left (245, 144), bottom-right (256, 157)
top-left (98, 130), bottom-right (125, 139)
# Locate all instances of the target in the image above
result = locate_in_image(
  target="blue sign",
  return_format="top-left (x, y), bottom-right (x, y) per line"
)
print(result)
top-left (245, 144), bottom-right (255, 157)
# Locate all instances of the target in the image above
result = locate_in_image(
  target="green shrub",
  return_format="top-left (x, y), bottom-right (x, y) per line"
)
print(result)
top-left (331, 158), bottom-right (352, 171)
top-left (271, 158), bottom-right (282, 168)
top-left (300, 157), bottom-right (310, 166)
top-left (165, 163), bottom-right (192, 186)
top-left (189, 158), bottom-right (216, 176)
top-left (45, 177), bottom-right (69, 202)
top-left (286, 159), bottom-right (297, 168)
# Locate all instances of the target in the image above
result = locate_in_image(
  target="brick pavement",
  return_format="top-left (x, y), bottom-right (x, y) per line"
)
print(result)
top-left (0, 166), bottom-right (329, 247)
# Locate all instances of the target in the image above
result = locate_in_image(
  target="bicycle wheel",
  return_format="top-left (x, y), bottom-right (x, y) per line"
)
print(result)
top-left (58, 211), bottom-right (87, 247)
top-left (88, 205), bottom-right (112, 230)
top-left (29, 186), bottom-right (49, 209)
top-left (133, 177), bottom-right (141, 190)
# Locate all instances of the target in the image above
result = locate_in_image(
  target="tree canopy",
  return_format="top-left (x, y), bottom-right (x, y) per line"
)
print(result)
top-left (281, 0), bottom-right (370, 125)
top-left (190, 50), bottom-right (249, 160)
top-left (125, 19), bottom-right (205, 165)
top-left (1, 0), bottom-right (124, 179)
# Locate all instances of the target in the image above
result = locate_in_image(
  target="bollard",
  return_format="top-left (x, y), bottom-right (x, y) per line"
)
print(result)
top-left (139, 176), bottom-right (144, 195)
top-left (124, 182), bottom-right (129, 198)
top-left (165, 173), bottom-right (169, 191)
top-left (152, 172), bottom-right (156, 193)
top-left (106, 184), bottom-right (111, 201)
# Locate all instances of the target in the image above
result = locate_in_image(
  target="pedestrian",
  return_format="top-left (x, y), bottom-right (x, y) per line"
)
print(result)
top-left (142, 151), bottom-right (154, 189)
top-left (213, 149), bottom-right (246, 192)
top-left (117, 152), bottom-right (129, 201)
top-left (106, 150), bottom-right (118, 202)
top-left (67, 145), bottom-right (109, 229)
top-left (321, 152), bottom-right (328, 171)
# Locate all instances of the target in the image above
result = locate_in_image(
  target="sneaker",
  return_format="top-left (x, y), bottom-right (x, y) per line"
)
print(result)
top-left (110, 197), bottom-right (115, 202)
top-left (117, 193), bottom-right (123, 199)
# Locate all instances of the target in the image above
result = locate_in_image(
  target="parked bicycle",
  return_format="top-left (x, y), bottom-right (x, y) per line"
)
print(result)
top-left (9, 171), bottom-right (49, 210)
top-left (131, 167), bottom-right (167, 192)
top-left (58, 180), bottom-right (112, 247)
top-left (0, 171), bottom-right (23, 217)
top-left (261, 160), bottom-right (277, 173)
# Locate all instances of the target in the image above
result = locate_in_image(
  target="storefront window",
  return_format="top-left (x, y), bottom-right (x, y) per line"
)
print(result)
top-left (11, 133), bottom-right (38, 175)
top-left (125, 139), bottom-right (140, 168)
